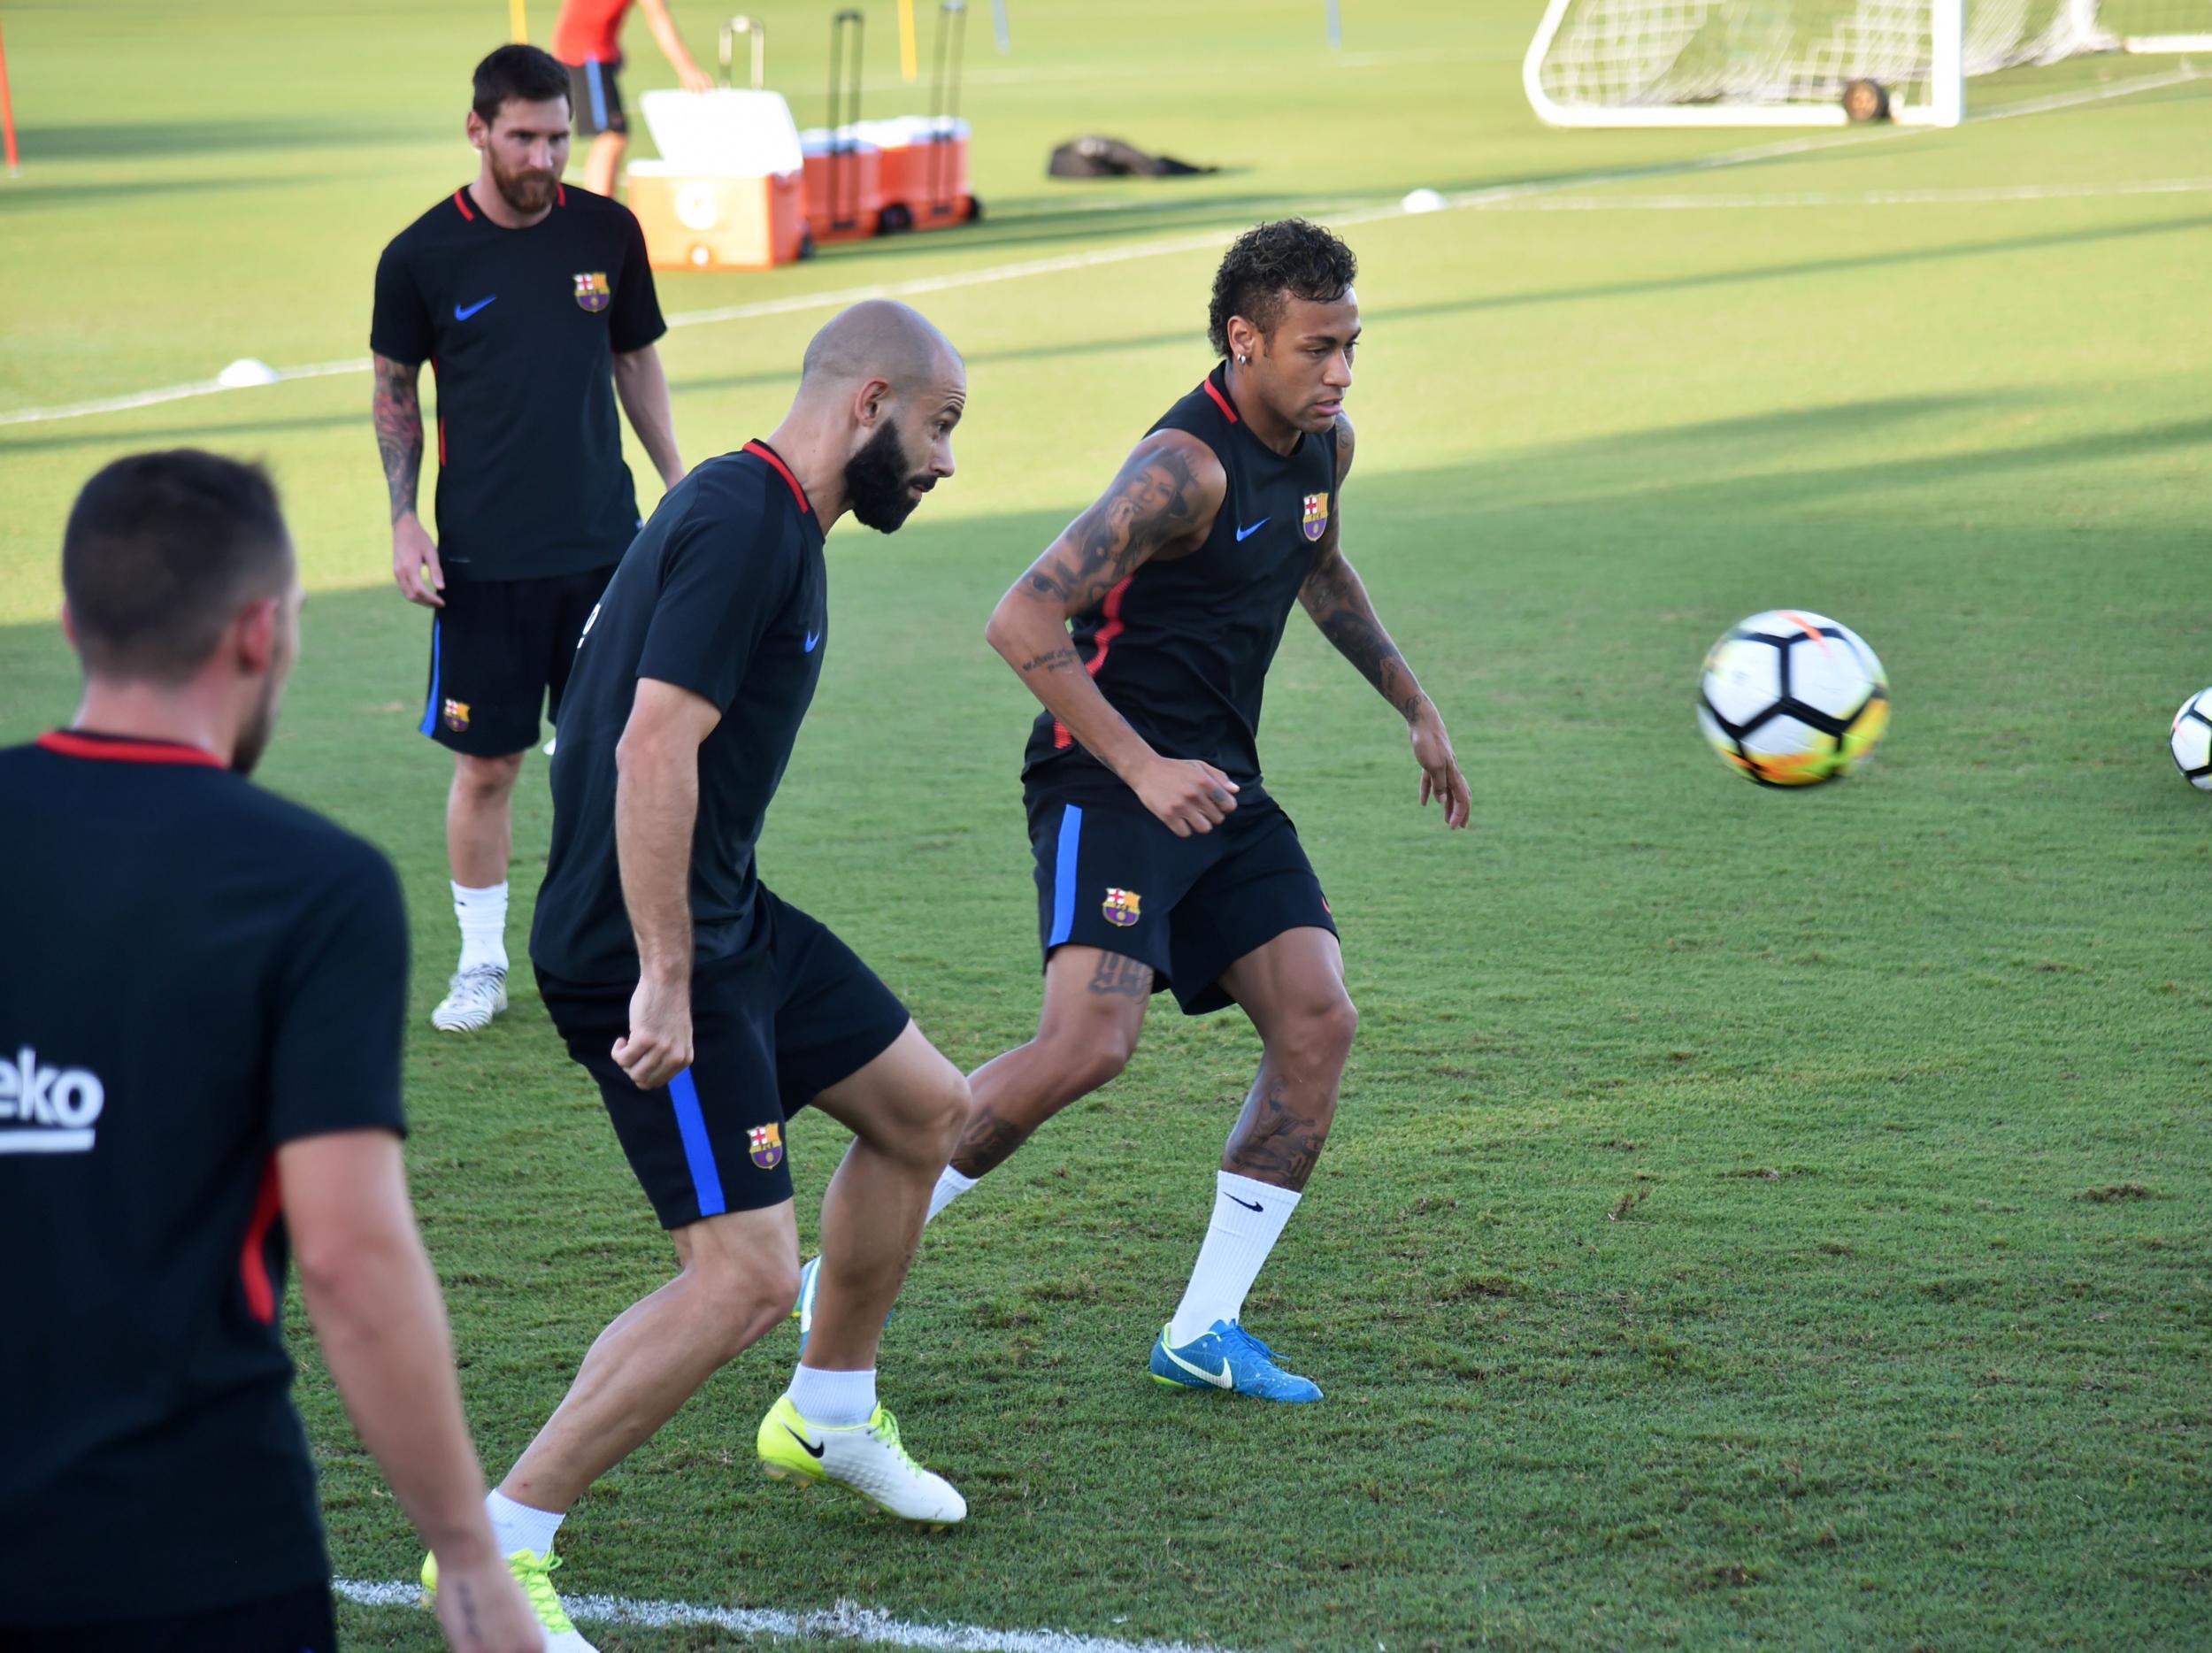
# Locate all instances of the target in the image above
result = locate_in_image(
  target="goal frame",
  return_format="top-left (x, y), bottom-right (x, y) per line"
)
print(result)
top-left (1522, 0), bottom-right (2207, 128)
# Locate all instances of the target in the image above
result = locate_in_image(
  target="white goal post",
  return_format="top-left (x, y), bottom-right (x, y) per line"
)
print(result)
top-left (1524, 0), bottom-right (2212, 128)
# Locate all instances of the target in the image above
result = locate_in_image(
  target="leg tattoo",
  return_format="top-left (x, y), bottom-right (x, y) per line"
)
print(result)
top-left (949, 1103), bottom-right (1037, 1179)
top-left (1087, 953), bottom-right (1154, 1000)
top-left (1223, 1073), bottom-right (1330, 1192)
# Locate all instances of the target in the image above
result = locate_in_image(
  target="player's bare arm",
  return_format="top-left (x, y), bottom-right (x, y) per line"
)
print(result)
top-left (282, 1130), bottom-right (541, 1651)
top-left (612, 343), bottom-right (687, 488)
top-left (611, 676), bottom-right (720, 1088)
top-left (373, 352), bottom-right (443, 608)
top-left (638, 0), bottom-right (717, 90)
top-left (986, 428), bottom-right (1242, 837)
top-left (1296, 416), bottom-right (1471, 829)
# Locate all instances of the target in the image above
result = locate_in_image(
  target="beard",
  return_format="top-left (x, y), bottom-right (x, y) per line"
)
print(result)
top-left (230, 673), bottom-right (283, 777)
top-left (488, 152), bottom-right (559, 215)
top-left (844, 418), bottom-right (934, 534)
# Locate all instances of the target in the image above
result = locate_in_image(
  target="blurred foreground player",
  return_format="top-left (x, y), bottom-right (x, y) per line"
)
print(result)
top-left (437, 303), bottom-right (972, 1649)
top-left (373, 44), bottom-right (685, 1034)
top-left (902, 220), bottom-right (1471, 1403)
top-left (0, 452), bottom-right (538, 1652)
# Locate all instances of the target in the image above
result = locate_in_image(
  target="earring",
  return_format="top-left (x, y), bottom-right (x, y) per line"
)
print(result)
top-left (1236, 353), bottom-right (1248, 365)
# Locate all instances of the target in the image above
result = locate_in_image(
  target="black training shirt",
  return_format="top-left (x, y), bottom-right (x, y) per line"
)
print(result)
top-left (0, 732), bottom-right (409, 1623)
top-left (533, 442), bottom-right (829, 986)
top-left (372, 183), bottom-right (666, 581)
top-left (1023, 363), bottom-right (1338, 790)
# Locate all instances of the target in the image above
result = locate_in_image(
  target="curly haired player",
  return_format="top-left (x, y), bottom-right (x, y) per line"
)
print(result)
top-left (796, 220), bottom-right (1471, 1403)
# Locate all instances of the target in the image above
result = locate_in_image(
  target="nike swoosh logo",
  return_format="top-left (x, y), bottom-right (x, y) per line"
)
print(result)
top-left (1162, 1342), bottom-right (1233, 1388)
top-left (454, 296), bottom-right (497, 320)
top-left (783, 1424), bottom-right (826, 1459)
top-left (1234, 518), bottom-right (1270, 542)
top-left (1227, 1195), bottom-right (1265, 1212)
top-left (803, 631), bottom-right (821, 653)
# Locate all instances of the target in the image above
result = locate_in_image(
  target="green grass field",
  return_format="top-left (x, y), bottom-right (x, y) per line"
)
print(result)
top-left (4, 2), bottom-right (2209, 1647)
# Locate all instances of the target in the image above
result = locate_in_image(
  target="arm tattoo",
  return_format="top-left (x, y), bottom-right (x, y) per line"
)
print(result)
top-left (1302, 546), bottom-right (1429, 723)
top-left (452, 1579), bottom-right (483, 1646)
top-left (372, 357), bottom-right (424, 524)
top-left (1021, 441), bottom-right (1202, 612)
top-left (949, 1103), bottom-right (1037, 1179)
top-left (1018, 644), bottom-right (1082, 675)
top-left (1087, 951), bottom-right (1153, 999)
top-left (1223, 1073), bottom-right (1329, 1192)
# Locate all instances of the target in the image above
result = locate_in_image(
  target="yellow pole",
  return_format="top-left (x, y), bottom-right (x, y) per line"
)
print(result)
top-left (898, 0), bottom-right (918, 81)
top-left (510, 0), bottom-right (527, 42)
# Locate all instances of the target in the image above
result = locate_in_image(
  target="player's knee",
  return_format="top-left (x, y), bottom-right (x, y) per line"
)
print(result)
top-left (453, 751), bottom-right (523, 800)
top-left (686, 1252), bottom-right (799, 1357)
top-left (1042, 1014), bottom-right (1138, 1096)
top-left (1280, 993), bottom-right (1358, 1076)
top-left (923, 1067), bottom-right (972, 1162)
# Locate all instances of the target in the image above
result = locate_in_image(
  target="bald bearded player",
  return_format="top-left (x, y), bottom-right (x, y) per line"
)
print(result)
top-left (435, 302), bottom-right (972, 1651)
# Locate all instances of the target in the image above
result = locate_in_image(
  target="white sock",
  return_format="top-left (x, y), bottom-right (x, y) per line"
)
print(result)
top-left (1166, 1172), bottom-right (1301, 1346)
top-left (485, 1488), bottom-right (564, 1559)
top-left (787, 1363), bottom-right (877, 1427)
top-left (925, 1165), bottom-right (977, 1224)
top-left (453, 880), bottom-right (509, 974)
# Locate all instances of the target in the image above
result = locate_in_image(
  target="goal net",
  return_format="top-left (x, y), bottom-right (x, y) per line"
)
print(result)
top-left (1524, 0), bottom-right (2211, 127)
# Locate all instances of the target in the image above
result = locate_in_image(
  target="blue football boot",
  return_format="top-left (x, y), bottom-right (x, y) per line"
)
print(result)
top-left (793, 1255), bottom-right (821, 1356)
top-left (1149, 1319), bottom-right (1323, 1403)
top-left (792, 1255), bottom-right (891, 1357)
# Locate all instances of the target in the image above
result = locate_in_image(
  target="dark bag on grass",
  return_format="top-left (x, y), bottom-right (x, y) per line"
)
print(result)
top-left (1048, 135), bottom-right (1217, 178)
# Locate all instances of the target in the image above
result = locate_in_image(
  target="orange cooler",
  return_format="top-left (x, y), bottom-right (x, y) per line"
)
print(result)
top-left (628, 88), bottom-right (808, 271)
top-left (862, 116), bottom-right (975, 230)
top-left (798, 128), bottom-right (882, 242)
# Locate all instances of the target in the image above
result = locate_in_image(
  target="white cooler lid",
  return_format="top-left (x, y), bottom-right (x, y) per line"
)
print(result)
top-left (852, 115), bottom-right (971, 146)
top-left (797, 127), bottom-right (884, 156)
top-left (640, 88), bottom-right (803, 177)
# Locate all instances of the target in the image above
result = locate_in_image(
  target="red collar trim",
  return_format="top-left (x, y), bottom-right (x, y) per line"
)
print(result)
top-left (37, 730), bottom-right (224, 768)
top-left (743, 441), bottom-right (812, 514)
top-left (456, 183), bottom-right (563, 224)
top-left (1202, 373), bottom-right (1240, 424)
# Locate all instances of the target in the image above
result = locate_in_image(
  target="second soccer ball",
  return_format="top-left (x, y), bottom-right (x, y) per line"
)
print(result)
top-left (2171, 688), bottom-right (2212, 791)
top-left (1697, 611), bottom-right (1889, 788)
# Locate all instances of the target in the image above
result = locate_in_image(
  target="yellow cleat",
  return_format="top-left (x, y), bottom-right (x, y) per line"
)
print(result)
top-left (422, 1546), bottom-right (598, 1652)
top-left (756, 1393), bottom-right (966, 1526)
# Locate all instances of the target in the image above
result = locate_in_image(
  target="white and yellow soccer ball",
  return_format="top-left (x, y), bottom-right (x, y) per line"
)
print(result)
top-left (2172, 688), bottom-right (2212, 791)
top-left (1697, 611), bottom-right (1889, 787)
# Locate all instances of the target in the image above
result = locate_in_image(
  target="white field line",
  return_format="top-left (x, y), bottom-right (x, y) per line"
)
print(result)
top-left (0, 64), bottom-right (2197, 432)
top-left (1467, 177), bottom-right (2212, 210)
top-left (334, 1579), bottom-right (1233, 1652)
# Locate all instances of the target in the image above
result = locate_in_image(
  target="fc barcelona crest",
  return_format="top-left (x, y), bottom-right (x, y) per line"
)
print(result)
top-left (1302, 492), bottom-right (1330, 543)
top-left (442, 698), bottom-right (470, 732)
top-left (572, 271), bottom-right (611, 312)
top-left (1102, 888), bottom-right (1142, 927)
top-left (748, 1122), bottom-right (784, 1171)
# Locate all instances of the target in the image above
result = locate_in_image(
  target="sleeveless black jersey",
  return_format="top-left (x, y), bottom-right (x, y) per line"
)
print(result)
top-left (1022, 364), bottom-right (1339, 788)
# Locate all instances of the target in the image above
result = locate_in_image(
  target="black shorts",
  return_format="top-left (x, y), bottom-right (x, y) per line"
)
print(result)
top-left (567, 58), bottom-right (627, 137)
top-left (1025, 771), bottom-right (1337, 1016)
top-left (537, 888), bottom-right (910, 1228)
top-left (419, 565), bottom-right (614, 756)
top-left (0, 1582), bottom-right (335, 1652)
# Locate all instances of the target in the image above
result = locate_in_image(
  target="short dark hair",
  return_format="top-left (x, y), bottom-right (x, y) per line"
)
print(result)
top-left (472, 43), bottom-right (572, 125)
top-left (1207, 219), bottom-right (1358, 358)
top-left (62, 450), bottom-right (294, 684)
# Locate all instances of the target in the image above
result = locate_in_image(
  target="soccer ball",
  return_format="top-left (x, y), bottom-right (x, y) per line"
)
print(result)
top-left (2172, 688), bottom-right (2212, 790)
top-left (1697, 611), bottom-right (1889, 787)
